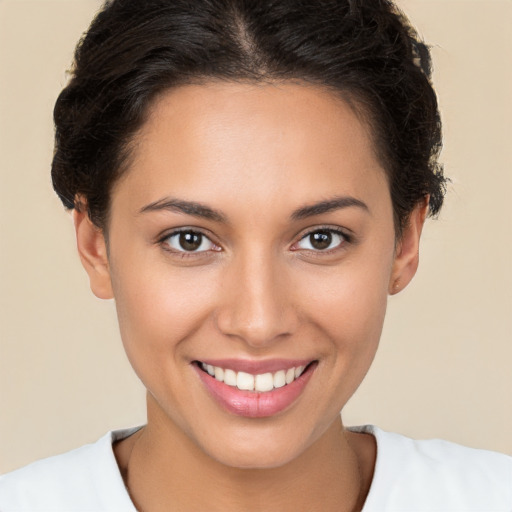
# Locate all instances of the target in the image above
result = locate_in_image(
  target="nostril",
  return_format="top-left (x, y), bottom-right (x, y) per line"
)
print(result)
top-left (213, 268), bottom-right (299, 346)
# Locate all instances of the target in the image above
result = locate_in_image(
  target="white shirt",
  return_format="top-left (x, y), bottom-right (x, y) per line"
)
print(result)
top-left (0, 425), bottom-right (510, 511)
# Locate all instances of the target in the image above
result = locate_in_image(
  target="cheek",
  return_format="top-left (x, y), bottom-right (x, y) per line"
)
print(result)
top-left (295, 248), bottom-right (393, 385)
top-left (110, 257), bottom-right (220, 372)
top-left (300, 254), bottom-right (391, 338)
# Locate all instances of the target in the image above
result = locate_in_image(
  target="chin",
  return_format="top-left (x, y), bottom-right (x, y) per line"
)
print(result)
top-left (209, 441), bottom-right (303, 470)
top-left (194, 420), bottom-right (319, 470)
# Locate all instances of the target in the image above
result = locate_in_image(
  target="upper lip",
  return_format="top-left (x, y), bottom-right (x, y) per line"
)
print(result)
top-left (195, 358), bottom-right (314, 374)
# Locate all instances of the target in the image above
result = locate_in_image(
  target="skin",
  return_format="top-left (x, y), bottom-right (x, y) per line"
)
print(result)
top-left (74, 82), bottom-right (427, 511)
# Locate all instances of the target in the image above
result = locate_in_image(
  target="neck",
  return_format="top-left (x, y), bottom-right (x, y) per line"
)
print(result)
top-left (116, 397), bottom-right (372, 512)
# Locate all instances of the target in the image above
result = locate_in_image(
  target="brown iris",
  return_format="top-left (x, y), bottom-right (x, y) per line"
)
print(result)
top-left (179, 232), bottom-right (203, 251)
top-left (309, 230), bottom-right (333, 250)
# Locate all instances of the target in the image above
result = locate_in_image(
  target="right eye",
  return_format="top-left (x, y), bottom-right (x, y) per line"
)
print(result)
top-left (162, 230), bottom-right (217, 253)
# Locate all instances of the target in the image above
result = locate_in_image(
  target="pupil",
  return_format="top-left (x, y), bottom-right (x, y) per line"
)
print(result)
top-left (311, 231), bottom-right (332, 250)
top-left (179, 232), bottom-right (202, 251)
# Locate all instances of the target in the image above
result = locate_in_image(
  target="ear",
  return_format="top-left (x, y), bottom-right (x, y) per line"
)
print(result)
top-left (388, 198), bottom-right (429, 295)
top-left (73, 208), bottom-right (114, 300)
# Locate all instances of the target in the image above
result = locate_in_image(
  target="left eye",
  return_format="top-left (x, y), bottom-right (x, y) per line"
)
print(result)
top-left (163, 231), bottom-right (215, 252)
top-left (296, 229), bottom-right (346, 251)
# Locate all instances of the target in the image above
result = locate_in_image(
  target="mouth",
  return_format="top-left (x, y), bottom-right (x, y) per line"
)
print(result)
top-left (197, 361), bottom-right (309, 392)
top-left (193, 359), bottom-right (317, 418)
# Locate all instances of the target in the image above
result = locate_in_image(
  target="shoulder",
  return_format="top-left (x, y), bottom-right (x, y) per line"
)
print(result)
top-left (351, 425), bottom-right (512, 511)
top-left (0, 428), bottom-right (139, 512)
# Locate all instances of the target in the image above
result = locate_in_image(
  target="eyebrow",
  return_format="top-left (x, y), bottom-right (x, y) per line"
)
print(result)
top-left (290, 196), bottom-right (369, 221)
top-left (139, 197), bottom-right (227, 223)
top-left (139, 195), bottom-right (369, 223)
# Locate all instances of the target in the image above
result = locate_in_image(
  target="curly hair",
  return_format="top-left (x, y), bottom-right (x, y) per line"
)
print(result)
top-left (51, 0), bottom-right (446, 235)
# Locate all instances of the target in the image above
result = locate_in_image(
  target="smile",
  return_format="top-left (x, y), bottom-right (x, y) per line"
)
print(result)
top-left (199, 362), bottom-right (307, 392)
top-left (194, 359), bottom-right (317, 418)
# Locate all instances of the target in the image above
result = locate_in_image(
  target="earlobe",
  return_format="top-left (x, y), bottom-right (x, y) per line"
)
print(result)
top-left (388, 199), bottom-right (429, 295)
top-left (73, 208), bottom-right (114, 300)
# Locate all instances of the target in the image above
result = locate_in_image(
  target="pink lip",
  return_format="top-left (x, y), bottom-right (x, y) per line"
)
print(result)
top-left (194, 360), bottom-right (317, 418)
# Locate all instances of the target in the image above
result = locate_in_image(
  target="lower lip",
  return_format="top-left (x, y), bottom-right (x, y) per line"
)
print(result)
top-left (194, 363), bottom-right (316, 418)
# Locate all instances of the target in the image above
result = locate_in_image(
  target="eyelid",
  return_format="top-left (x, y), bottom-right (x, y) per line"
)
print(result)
top-left (158, 227), bottom-right (221, 254)
top-left (156, 225), bottom-right (353, 256)
top-left (290, 225), bottom-right (354, 252)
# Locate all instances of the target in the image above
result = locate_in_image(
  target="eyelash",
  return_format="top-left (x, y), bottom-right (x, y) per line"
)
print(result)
top-left (159, 229), bottom-right (220, 257)
top-left (292, 226), bottom-right (352, 254)
top-left (158, 226), bottom-right (353, 257)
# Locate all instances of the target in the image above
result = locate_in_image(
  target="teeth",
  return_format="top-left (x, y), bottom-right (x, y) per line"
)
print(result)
top-left (273, 370), bottom-right (286, 388)
top-left (255, 372), bottom-right (274, 392)
top-left (214, 366), bottom-right (224, 381)
top-left (200, 362), bottom-right (309, 392)
top-left (237, 371), bottom-right (254, 391)
top-left (224, 369), bottom-right (237, 387)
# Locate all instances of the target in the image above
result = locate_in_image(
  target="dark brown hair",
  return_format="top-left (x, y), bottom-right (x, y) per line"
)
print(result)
top-left (51, 0), bottom-right (446, 234)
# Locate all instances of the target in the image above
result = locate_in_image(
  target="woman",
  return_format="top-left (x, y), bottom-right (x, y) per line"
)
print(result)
top-left (0, 0), bottom-right (510, 510)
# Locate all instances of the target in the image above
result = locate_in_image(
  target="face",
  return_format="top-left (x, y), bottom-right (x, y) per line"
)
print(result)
top-left (77, 82), bottom-right (423, 469)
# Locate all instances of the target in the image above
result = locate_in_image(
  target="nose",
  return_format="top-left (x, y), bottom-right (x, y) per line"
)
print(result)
top-left (215, 248), bottom-right (298, 348)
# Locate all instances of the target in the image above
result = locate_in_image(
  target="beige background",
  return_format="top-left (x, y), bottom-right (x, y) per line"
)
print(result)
top-left (0, 0), bottom-right (511, 474)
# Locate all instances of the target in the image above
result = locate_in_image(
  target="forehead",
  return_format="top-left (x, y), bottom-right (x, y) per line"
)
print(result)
top-left (114, 81), bottom-right (389, 217)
